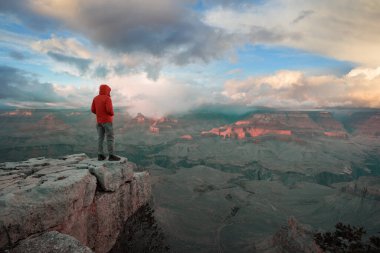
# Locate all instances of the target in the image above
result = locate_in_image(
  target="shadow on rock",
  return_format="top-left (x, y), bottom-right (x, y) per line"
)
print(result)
top-left (110, 204), bottom-right (170, 253)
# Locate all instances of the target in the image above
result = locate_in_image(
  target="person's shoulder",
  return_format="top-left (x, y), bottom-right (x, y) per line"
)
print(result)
top-left (94, 94), bottom-right (104, 99)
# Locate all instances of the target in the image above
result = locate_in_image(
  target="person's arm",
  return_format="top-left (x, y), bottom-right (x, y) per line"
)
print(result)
top-left (91, 99), bottom-right (96, 114)
top-left (106, 97), bottom-right (114, 116)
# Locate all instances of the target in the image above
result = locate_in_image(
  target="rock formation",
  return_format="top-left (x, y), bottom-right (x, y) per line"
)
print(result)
top-left (256, 217), bottom-right (323, 253)
top-left (133, 113), bottom-right (150, 124)
top-left (180, 135), bottom-right (193, 140)
top-left (202, 112), bottom-right (349, 140)
top-left (352, 112), bottom-right (380, 137)
top-left (1, 110), bottom-right (33, 117)
top-left (0, 154), bottom-right (151, 253)
top-left (149, 117), bottom-right (178, 134)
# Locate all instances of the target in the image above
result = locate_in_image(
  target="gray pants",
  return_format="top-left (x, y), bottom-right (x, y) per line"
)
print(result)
top-left (97, 122), bottom-right (114, 156)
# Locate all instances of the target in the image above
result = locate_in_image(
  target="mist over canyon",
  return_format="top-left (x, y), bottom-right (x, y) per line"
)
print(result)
top-left (1, 106), bottom-right (379, 252)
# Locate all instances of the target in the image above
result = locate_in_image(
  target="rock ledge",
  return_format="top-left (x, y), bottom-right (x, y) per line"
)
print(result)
top-left (0, 154), bottom-right (151, 253)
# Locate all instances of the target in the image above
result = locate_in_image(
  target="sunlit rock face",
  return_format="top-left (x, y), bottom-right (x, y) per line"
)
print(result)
top-left (202, 112), bottom-right (349, 139)
top-left (130, 113), bottom-right (179, 134)
top-left (0, 154), bottom-right (151, 253)
top-left (149, 117), bottom-right (178, 134)
top-left (180, 134), bottom-right (193, 140)
top-left (150, 125), bottom-right (160, 134)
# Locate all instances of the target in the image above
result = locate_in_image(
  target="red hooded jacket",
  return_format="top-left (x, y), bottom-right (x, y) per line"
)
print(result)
top-left (91, 84), bottom-right (114, 123)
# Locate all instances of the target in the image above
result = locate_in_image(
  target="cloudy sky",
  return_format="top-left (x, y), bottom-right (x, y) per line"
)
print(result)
top-left (1, 0), bottom-right (379, 116)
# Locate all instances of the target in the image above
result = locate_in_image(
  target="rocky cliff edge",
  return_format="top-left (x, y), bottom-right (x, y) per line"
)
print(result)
top-left (0, 154), bottom-right (151, 253)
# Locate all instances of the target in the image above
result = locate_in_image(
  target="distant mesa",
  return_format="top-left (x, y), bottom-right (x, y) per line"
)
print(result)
top-left (37, 114), bottom-right (71, 132)
top-left (323, 131), bottom-right (348, 138)
top-left (131, 113), bottom-right (179, 134)
top-left (201, 126), bottom-right (291, 139)
top-left (66, 112), bottom-right (82, 116)
top-left (234, 120), bottom-right (251, 126)
top-left (180, 134), bottom-right (193, 140)
top-left (316, 111), bottom-right (344, 130)
top-left (352, 112), bottom-right (380, 137)
top-left (202, 111), bottom-right (349, 140)
top-left (150, 117), bottom-right (178, 134)
top-left (17, 113), bottom-right (71, 133)
top-left (133, 113), bottom-right (150, 124)
top-left (1, 110), bottom-right (33, 117)
top-left (150, 125), bottom-right (160, 134)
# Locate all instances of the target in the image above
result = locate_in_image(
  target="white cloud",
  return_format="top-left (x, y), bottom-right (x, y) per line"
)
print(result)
top-left (96, 73), bottom-right (209, 117)
top-left (222, 67), bottom-right (380, 108)
top-left (347, 66), bottom-right (380, 80)
top-left (204, 0), bottom-right (380, 66)
top-left (31, 35), bottom-right (91, 59)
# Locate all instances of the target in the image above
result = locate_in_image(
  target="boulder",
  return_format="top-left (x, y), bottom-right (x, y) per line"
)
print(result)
top-left (0, 166), bottom-right (97, 248)
top-left (78, 158), bottom-right (135, 192)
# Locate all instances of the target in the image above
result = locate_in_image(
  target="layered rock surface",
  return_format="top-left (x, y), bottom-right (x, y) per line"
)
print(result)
top-left (0, 154), bottom-right (151, 253)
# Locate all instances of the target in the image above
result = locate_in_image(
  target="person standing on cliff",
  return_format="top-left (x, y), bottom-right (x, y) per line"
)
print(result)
top-left (91, 84), bottom-right (121, 161)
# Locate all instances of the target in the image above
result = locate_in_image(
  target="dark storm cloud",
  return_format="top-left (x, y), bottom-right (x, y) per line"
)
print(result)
top-left (74, 0), bottom-right (233, 64)
top-left (0, 65), bottom-right (64, 103)
top-left (47, 52), bottom-right (92, 73)
top-left (0, 1), bottom-right (59, 30)
top-left (0, 0), bottom-right (234, 65)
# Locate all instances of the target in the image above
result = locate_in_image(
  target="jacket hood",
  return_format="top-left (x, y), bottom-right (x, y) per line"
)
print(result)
top-left (99, 84), bottom-right (111, 96)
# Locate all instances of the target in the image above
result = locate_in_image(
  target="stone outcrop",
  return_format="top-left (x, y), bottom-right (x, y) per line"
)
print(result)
top-left (0, 154), bottom-right (151, 253)
top-left (256, 217), bottom-right (323, 253)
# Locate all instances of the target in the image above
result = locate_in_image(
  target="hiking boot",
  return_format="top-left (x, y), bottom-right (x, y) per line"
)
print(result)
top-left (98, 154), bottom-right (106, 161)
top-left (108, 154), bottom-right (121, 161)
